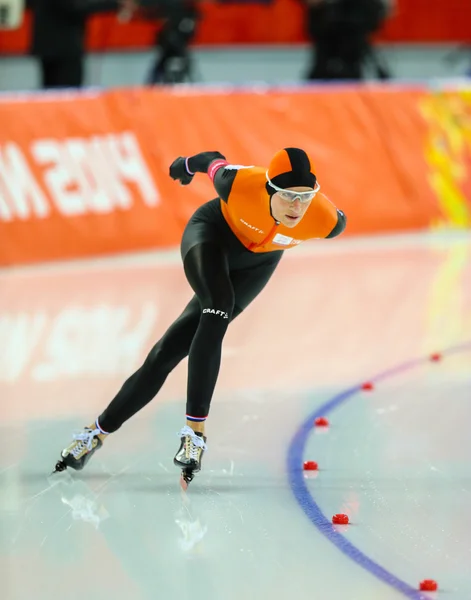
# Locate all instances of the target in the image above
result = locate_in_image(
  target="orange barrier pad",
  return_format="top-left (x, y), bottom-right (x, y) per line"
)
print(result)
top-left (0, 86), bottom-right (469, 266)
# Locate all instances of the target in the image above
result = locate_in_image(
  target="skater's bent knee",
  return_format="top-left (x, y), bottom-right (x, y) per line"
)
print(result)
top-left (200, 297), bottom-right (234, 321)
top-left (200, 305), bottom-right (233, 321)
top-left (199, 289), bottom-right (235, 321)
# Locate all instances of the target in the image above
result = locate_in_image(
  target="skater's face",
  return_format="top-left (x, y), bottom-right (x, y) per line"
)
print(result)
top-left (270, 186), bottom-right (315, 228)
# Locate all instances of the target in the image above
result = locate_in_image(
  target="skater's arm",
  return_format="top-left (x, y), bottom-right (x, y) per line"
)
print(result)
top-left (169, 151), bottom-right (237, 202)
top-left (325, 209), bottom-right (347, 238)
top-left (210, 165), bottom-right (239, 203)
top-left (187, 153), bottom-right (253, 203)
top-left (308, 194), bottom-right (347, 239)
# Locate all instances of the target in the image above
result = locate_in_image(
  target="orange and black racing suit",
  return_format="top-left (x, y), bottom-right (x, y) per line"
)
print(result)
top-left (97, 156), bottom-right (346, 431)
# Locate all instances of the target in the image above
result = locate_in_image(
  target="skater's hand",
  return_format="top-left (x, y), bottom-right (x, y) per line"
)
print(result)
top-left (169, 157), bottom-right (194, 186)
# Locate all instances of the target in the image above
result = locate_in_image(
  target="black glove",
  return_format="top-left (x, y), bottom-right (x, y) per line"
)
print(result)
top-left (169, 157), bottom-right (194, 186)
top-left (169, 151), bottom-right (226, 186)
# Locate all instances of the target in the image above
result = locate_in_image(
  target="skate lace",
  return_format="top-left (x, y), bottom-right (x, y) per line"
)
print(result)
top-left (71, 428), bottom-right (100, 457)
top-left (179, 425), bottom-right (207, 460)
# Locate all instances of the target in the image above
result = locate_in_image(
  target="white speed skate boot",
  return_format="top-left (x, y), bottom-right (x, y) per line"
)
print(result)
top-left (53, 424), bottom-right (105, 473)
top-left (174, 426), bottom-right (207, 490)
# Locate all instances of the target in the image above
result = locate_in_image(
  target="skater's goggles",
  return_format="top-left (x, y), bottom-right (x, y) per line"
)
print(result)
top-left (266, 173), bottom-right (321, 203)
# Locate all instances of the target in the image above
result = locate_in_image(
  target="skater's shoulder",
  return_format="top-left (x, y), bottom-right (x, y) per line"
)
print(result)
top-left (223, 164), bottom-right (265, 182)
top-left (215, 165), bottom-right (266, 203)
top-left (304, 193), bottom-right (346, 239)
top-left (228, 166), bottom-right (268, 193)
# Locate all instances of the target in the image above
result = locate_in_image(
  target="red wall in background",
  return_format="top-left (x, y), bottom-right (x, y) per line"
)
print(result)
top-left (0, 0), bottom-right (469, 55)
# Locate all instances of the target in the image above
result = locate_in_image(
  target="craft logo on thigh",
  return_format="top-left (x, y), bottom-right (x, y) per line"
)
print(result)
top-left (202, 308), bottom-right (229, 319)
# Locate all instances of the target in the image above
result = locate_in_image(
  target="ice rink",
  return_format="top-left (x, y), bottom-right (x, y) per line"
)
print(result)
top-left (1, 230), bottom-right (470, 600)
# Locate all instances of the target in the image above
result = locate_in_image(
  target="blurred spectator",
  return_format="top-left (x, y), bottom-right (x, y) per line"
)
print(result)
top-left (143, 0), bottom-right (272, 85)
top-left (140, 0), bottom-right (200, 84)
top-left (29, 0), bottom-right (135, 89)
top-left (304, 0), bottom-right (392, 81)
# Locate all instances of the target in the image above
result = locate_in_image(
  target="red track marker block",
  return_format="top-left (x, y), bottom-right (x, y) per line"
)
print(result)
top-left (315, 417), bottom-right (329, 427)
top-left (430, 353), bottom-right (442, 362)
top-left (361, 382), bottom-right (374, 391)
top-left (419, 580), bottom-right (438, 592)
top-left (303, 461), bottom-right (318, 471)
top-left (332, 513), bottom-right (349, 525)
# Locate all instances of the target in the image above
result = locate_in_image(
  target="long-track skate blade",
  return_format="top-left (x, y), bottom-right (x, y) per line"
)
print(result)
top-left (51, 460), bottom-right (67, 475)
top-left (180, 469), bottom-right (194, 491)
